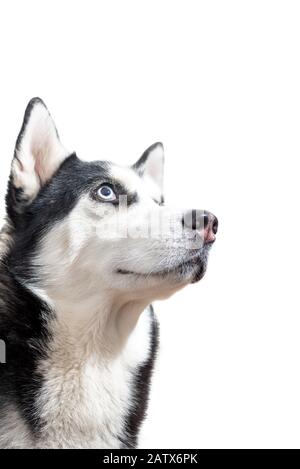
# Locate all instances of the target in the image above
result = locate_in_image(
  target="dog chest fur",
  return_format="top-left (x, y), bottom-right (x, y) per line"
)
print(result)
top-left (0, 302), bottom-right (154, 449)
top-left (35, 306), bottom-right (153, 449)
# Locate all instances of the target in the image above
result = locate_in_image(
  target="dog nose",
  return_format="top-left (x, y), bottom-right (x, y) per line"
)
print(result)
top-left (182, 210), bottom-right (218, 244)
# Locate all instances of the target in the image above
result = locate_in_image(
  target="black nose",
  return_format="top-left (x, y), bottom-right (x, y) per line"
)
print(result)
top-left (182, 210), bottom-right (218, 243)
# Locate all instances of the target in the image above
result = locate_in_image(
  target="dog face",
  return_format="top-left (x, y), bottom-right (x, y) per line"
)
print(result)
top-left (6, 99), bottom-right (218, 304)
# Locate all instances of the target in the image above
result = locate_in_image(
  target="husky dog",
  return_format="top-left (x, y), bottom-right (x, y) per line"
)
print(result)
top-left (0, 99), bottom-right (218, 448)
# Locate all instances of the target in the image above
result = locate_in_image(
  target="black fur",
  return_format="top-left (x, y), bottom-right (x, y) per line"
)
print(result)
top-left (0, 260), bottom-right (53, 436)
top-left (121, 305), bottom-right (159, 448)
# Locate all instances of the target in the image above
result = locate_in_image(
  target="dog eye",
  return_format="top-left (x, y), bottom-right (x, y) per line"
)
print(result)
top-left (97, 185), bottom-right (117, 202)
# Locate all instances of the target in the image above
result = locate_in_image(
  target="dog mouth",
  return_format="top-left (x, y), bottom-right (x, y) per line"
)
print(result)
top-left (116, 248), bottom-right (210, 283)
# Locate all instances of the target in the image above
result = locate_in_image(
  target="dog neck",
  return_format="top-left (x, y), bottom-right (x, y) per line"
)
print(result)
top-left (25, 275), bottom-right (151, 358)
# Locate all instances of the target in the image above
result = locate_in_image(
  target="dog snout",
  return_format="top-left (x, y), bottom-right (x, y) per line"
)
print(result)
top-left (182, 210), bottom-right (218, 244)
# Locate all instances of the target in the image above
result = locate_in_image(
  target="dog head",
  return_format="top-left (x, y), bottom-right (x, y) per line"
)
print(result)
top-left (5, 98), bottom-right (218, 304)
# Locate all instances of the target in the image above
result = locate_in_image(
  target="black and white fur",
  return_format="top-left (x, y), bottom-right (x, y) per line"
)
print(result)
top-left (0, 99), bottom-right (217, 448)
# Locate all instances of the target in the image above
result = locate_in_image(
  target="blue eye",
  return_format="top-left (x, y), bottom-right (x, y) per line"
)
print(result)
top-left (97, 185), bottom-right (117, 201)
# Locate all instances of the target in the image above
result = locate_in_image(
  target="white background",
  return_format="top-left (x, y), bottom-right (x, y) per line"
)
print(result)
top-left (0, 0), bottom-right (300, 449)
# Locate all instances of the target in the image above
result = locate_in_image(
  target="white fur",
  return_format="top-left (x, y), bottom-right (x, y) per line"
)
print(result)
top-left (140, 143), bottom-right (164, 193)
top-left (33, 304), bottom-right (153, 449)
top-left (0, 405), bottom-right (34, 449)
top-left (0, 220), bottom-right (14, 257)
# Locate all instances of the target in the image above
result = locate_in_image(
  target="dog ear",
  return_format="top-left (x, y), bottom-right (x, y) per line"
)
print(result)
top-left (9, 98), bottom-right (69, 211)
top-left (133, 142), bottom-right (164, 194)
